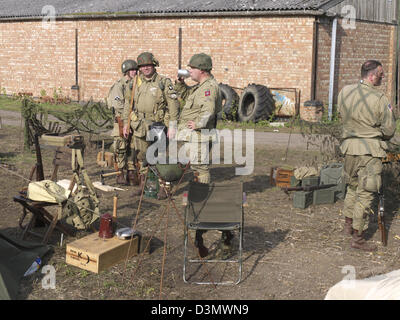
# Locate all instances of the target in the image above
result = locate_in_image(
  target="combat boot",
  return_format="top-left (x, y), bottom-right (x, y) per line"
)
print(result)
top-left (127, 170), bottom-right (139, 186)
top-left (132, 174), bottom-right (145, 196)
top-left (343, 217), bottom-right (353, 235)
top-left (215, 231), bottom-right (234, 260)
top-left (351, 229), bottom-right (377, 252)
top-left (195, 230), bottom-right (209, 258)
top-left (116, 170), bottom-right (128, 185)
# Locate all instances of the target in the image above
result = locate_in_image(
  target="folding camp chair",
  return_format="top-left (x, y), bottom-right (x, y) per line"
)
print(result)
top-left (13, 195), bottom-right (74, 244)
top-left (183, 181), bottom-right (244, 285)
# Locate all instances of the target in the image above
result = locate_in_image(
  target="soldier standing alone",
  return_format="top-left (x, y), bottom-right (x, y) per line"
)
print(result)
top-left (175, 53), bottom-right (233, 259)
top-left (338, 60), bottom-right (396, 251)
top-left (107, 59), bottom-right (138, 185)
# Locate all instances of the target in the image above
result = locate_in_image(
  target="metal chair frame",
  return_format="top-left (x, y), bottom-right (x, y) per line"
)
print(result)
top-left (183, 181), bottom-right (244, 285)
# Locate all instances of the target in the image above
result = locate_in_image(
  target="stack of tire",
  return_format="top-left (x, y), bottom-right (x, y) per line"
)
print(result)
top-left (218, 83), bottom-right (275, 123)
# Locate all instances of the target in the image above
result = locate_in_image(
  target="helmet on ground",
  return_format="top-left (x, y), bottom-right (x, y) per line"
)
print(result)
top-left (137, 52), bottom-right (159, 67)
top-left (121, 60), bottom-right (138, 74)
top-left (188, 53), bottom-right (212, 72)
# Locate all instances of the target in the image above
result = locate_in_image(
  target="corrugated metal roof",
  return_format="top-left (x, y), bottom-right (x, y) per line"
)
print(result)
top-left (0, 0), bottom-right (336, 19)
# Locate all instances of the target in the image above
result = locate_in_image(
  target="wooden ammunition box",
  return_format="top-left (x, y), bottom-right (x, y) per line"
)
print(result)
top-left (270, 167), bottom-right (294, 188)
top-left (293, 191), bottom-right (313, 209)
top-left (66, 232), bottom-right (139, 273)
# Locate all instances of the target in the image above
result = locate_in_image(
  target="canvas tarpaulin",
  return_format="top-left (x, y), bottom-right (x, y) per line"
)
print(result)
top-left (325, 269), bottom-right (400, 300)
top-left (0, 231), bottom-right (51, 300)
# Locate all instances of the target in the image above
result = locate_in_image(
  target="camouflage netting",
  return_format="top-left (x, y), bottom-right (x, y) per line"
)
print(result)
top-left (286, 118), bottom-right (343, 166)
top-left (22, 98), bottom-right (113, 149)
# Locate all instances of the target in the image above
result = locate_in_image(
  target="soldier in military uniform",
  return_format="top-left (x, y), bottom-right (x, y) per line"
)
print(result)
top-left (107, 60), bottom-right (138, 185)
top-left (123, 52), bottom-right (179, 199)
top-left (338, 60), bottom-right (396, 251)
top-left (175, 53), bottom-right (232, 259)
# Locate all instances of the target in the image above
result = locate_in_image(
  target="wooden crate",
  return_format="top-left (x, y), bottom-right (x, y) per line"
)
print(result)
top-left (66, 232), bottom-right (139, 273)
top-left (270, 167), bottom-right (294, 188)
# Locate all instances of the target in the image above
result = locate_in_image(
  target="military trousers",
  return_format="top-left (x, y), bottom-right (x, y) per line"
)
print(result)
top-left (342, 155), bottom-right (382, 232)
top-left (113, 136), bottom-right (137, 171)
top-left (113, 136), bottom-right (128, 170)
top-left (179, 141), bottom-right (213, 184)
top-left (131, 135), bottom-right (151, 175)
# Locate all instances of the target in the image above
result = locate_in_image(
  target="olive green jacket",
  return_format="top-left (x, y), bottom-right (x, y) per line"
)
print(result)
top-left (338, 80), bottom-right (396, 157)
top-left (175, 76), bottom-right (222, 142)
top-left (108, 76), bottom-right (132, 117)
top-left (124, 73), bottom-right (179, 132)
top-left (107, 76), bottom-right (132, 136)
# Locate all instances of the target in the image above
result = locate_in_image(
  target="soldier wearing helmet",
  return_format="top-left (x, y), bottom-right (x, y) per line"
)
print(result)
top-left (175, 53), bottom-right (227, 259)
top-left (123, 52), bottom-right (179, 199)
top-left (106, 59), bottom-right (138, 185)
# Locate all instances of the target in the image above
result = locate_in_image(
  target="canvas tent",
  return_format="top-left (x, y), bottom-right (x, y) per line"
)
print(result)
top-left (0, 231), bottom-right (50, 300)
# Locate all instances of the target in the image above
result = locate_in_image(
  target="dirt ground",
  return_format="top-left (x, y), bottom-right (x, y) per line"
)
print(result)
top-left (1, 123), bottom-right (400, 301)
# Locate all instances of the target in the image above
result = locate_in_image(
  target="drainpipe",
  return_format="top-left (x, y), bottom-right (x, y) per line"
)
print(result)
top-left (328, 17), bottom-right (338, 121)
top-left (397, 0), bottom-right (400, 107)
top-left (71, 28), bottom-right (80, 101)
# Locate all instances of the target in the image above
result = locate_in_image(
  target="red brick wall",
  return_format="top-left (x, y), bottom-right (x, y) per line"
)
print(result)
top-left (315, 18), bottom-right (396, 113)
top-left (0, 15), bottom-right (396, 121)
top-left (0, 16), bottom-right (315, 112)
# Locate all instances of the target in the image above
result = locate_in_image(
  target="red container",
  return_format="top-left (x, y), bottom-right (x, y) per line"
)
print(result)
top-left (98, 213), bottom-right (113, 239)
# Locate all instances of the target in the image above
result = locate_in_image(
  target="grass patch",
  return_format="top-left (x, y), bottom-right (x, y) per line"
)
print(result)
top-left (0, 95), bottom-right (82, 113)
top-left (0, 95), bottom-right (22, 112)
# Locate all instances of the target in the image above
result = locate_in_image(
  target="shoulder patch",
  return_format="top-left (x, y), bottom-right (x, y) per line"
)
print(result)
top-left (388, 104), bottom-right (393, 111)
top-left (205, 90), bottom-right (211, 97)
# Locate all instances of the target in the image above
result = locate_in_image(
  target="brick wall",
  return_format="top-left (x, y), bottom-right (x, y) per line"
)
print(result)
top-left (0, 16), bottom-right (315, 112)
top-left (315, 18), bottom-right (396, 114)
top-left (0, 15), bottom-right (396, 121)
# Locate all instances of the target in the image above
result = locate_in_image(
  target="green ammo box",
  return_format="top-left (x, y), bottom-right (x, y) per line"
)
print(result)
top-left (290, 176), bottom-right (300, 187)
top-left (320, 163), bottom-right (346, 200)
top-left (301, 176), bottom-right (320, 187)
top-left (335, 181), bottom-right (347, 200)
top-left (313, 187), bottom-right (336, 205)
top-left (293, 191), bottom-right (313, 209)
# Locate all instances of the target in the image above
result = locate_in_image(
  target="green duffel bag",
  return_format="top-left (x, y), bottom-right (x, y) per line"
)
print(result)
top-left (155, 164), bottom-right (185, 182)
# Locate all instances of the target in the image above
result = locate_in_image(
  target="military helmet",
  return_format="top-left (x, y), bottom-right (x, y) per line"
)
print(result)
top-left (188, 53), bottom-right (212, 72)
top-left (137, 52), bottom-right (159, 67)
top-left (121, 60), bottom-right (138, 74)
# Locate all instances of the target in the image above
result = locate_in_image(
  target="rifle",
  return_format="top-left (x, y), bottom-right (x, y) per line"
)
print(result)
top-left (116, 116), bottom-right (124, 138)
top-left (126, 75), bottom-right (140, 179)
top-left (378, 186), bottom-right (387, 246)
top-left (281, 183), bottom-right (337, 195)
top-left (126, 74), bottom-right (138, 140)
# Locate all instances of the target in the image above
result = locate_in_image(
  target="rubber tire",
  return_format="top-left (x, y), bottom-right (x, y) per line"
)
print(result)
top-left (238, 84), bottom-right (275, 122)
top-left (217, 83), bottom-right (239, 121)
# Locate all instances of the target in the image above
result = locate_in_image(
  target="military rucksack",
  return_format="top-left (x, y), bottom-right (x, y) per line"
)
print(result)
top-left (61, 146), bottom-right (100, 230)
top-left (62, 185), bottom-right (99, 230)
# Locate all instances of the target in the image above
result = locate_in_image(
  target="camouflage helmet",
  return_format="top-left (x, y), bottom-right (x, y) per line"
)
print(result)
top-left (137, 52), bottom-right (159, 67)
top-left (188, 53), bottom-right (212, 72)
top-left (121, 60), bottom-right (138, 74)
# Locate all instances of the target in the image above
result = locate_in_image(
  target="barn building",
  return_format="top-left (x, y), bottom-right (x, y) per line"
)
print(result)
top-left (0, 0), bottom-right (398, 121)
